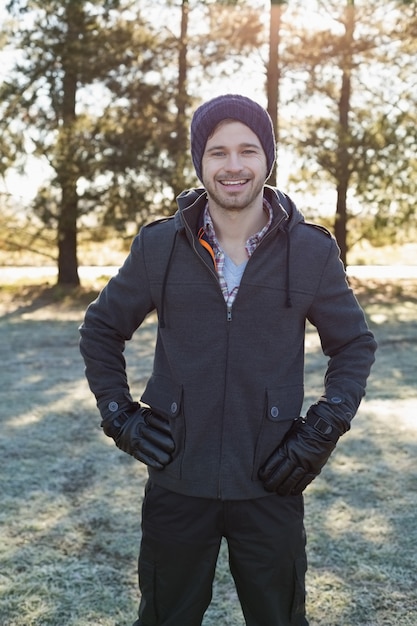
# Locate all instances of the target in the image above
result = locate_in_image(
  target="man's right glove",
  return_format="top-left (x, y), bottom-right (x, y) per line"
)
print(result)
top-left (259, 398), bottom-right (351, 496)
top-left (102, 407), bottom-right (175, 470)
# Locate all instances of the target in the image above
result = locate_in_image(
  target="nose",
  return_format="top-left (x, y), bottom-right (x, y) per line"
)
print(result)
top-left (224, 151), bottom-right (243, 172)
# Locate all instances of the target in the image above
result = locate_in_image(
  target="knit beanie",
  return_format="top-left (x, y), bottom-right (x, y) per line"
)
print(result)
top-left (190, 94), bottom-right (276, 182)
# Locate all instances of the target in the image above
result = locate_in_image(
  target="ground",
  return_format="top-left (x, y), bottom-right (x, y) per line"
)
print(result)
top-left (0, 276), bottom-right (416, 626)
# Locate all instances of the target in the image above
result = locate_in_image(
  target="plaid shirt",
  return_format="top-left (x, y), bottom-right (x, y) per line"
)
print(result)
top-left (203, 199), bottom-right (273, 307)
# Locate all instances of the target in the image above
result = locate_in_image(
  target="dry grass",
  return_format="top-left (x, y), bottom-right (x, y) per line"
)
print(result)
top-left (0, 276), bottom-right (416, 626)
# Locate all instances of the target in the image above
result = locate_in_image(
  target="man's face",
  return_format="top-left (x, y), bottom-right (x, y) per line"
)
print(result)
top-left (201, 120), bottom-right (268, 213)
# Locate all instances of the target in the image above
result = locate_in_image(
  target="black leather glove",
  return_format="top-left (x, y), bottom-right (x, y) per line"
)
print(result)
top-left (102, 407), bottom-right (175, 470)
top-left (259, 399), bottom-right (350, 496)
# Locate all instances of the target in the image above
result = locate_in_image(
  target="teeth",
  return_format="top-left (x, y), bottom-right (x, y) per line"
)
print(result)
top-left (222, 180), bottom-right (246, 186)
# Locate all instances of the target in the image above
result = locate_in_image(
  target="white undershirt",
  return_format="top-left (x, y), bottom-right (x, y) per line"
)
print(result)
top-left (223, 255), bottom-right (247, 294)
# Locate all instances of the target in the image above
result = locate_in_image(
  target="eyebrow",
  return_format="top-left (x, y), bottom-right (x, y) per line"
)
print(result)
top-left (205, 142), bottom-right (262, 152)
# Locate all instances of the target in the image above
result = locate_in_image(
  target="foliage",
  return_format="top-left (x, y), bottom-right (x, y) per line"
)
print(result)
top-left (0, 0), bottom-right (265, 282)
top-left (1, 0), bottom-right (179, 225)
top-left (279, 0), bottom-right (417, 254)
top-left (2, 0), bottom-right (417, 273)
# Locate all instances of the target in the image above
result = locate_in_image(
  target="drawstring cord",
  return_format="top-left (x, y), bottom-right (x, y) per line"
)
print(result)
top-left (284, 226), bottom-right (292, 308)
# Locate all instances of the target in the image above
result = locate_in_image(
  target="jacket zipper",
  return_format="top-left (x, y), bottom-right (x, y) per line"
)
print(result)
top-left (186, 212), bottom-right (287, 324)
top-left (224, 219), bottom-right (287, 324)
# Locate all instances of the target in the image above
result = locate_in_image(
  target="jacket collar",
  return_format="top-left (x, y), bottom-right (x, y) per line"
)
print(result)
top-left (175, 185), bottom-right (290, 235)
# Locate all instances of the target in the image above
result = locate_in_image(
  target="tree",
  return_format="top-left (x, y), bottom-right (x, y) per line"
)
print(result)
top-left (174, 0), bottom-right (266, 191)
top-left (1, 0), bottom-right (267, 284)
top-left (334, 0), bottom-right (354, 266)
top-left (278, 0), bottom-right (417, 263)
top-left (1, 0), bottom-right (176, 285)
top-left (266, 0), bottom-right (287, 186)
top-left (172, 0), bottom-right (191, 198)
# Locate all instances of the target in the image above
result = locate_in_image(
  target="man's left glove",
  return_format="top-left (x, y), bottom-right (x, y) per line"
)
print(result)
top-left (259, 399), bottom-right (351, 496)
top-left (102, 407), bottom-right (175, 470)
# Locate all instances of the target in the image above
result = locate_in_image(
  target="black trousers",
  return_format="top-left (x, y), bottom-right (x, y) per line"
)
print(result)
top-left (133, 482), bottom-right (308, 626)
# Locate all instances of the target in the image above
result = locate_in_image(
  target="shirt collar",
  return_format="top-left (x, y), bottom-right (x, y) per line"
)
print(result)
top-left (203, 199), bottom-right (273, 257)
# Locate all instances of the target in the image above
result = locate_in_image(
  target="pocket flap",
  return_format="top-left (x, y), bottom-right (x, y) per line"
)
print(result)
top-left (141, 374), bottom-right (182, 419)
top-left (266, 386), bottom-right (303, 423)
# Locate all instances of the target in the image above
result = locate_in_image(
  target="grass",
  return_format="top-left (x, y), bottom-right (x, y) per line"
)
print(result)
top-left (0, 277), bottom-right (416, 625)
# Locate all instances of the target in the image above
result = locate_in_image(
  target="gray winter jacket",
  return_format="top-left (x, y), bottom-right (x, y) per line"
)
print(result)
top-left (79, 186), bottom-right (376, 500)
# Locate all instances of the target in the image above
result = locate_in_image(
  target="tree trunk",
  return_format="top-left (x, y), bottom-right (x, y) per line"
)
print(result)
top-left (266, 1), bottom-right (285, 186)
top-left (57, 2), bottom-right (81, 286)
top-left (173, 0), bottom-right (189, 199)
top-left (57, 166), bottom-right (79, 286)
top-left (335, 0), bottom-right (355, 267)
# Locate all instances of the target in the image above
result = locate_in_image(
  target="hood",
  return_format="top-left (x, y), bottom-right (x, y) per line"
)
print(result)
top-left (158, 186), bottom-right (306, 326)
top-left (263, 185), bottom-right (305, 233)
top-left (175, 185), bottom-right (304, 234)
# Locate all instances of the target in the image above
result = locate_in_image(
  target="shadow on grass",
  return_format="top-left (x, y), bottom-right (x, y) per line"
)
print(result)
top-left (0, 283), bottom-right (101, 321)
top-left (1, 279), bottom-right (416, 625)
top-left (301, 283), bottom-right (417, 624)
top-left (303, 413), bottom-right (417, 625)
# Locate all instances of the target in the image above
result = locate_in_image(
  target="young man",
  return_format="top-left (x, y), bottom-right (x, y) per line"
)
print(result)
top-left (79, 94), bottom-right (377, 626)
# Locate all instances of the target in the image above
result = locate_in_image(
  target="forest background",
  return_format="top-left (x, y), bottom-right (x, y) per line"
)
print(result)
top-left (1, 2), bottom-right (417, 625)
top-left (1, 0), bottom-right (417, 284)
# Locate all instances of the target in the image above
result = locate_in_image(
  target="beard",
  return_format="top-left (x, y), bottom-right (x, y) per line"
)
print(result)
top-left (203, 175), bottom-right (266, 213)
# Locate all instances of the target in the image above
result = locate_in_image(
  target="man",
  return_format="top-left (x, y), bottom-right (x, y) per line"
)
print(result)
top-left (79, 94), bottom-right (377, 626)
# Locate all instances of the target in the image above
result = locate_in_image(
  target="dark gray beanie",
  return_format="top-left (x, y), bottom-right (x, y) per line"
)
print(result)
top-left (190, 94), bottom-right (276, 182)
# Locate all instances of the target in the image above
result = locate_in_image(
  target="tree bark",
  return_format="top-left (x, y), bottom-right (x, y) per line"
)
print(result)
top-left (334, 0), bottom-right (355, 267)
top-left (173, 0), bottom-right (189, 199)
top-left (57, 2), bottom-right (80, 286)
top-left (266, 1), bottom-right (285, 186)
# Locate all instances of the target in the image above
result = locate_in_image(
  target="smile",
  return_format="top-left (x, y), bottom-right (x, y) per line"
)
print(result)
top-left (220, 179), bottom-right (248, 186)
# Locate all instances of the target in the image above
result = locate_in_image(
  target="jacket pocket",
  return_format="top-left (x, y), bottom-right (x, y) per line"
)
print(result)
top-left (141, 373), bottom-right (182, 420)
top-left (251, 385), bottom-right (304, 481)
top-left (141, 374), bottom-right (184, 478)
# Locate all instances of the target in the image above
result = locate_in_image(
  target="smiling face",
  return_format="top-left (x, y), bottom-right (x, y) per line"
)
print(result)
top-left (201, 120), bottom-right (268, 214)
